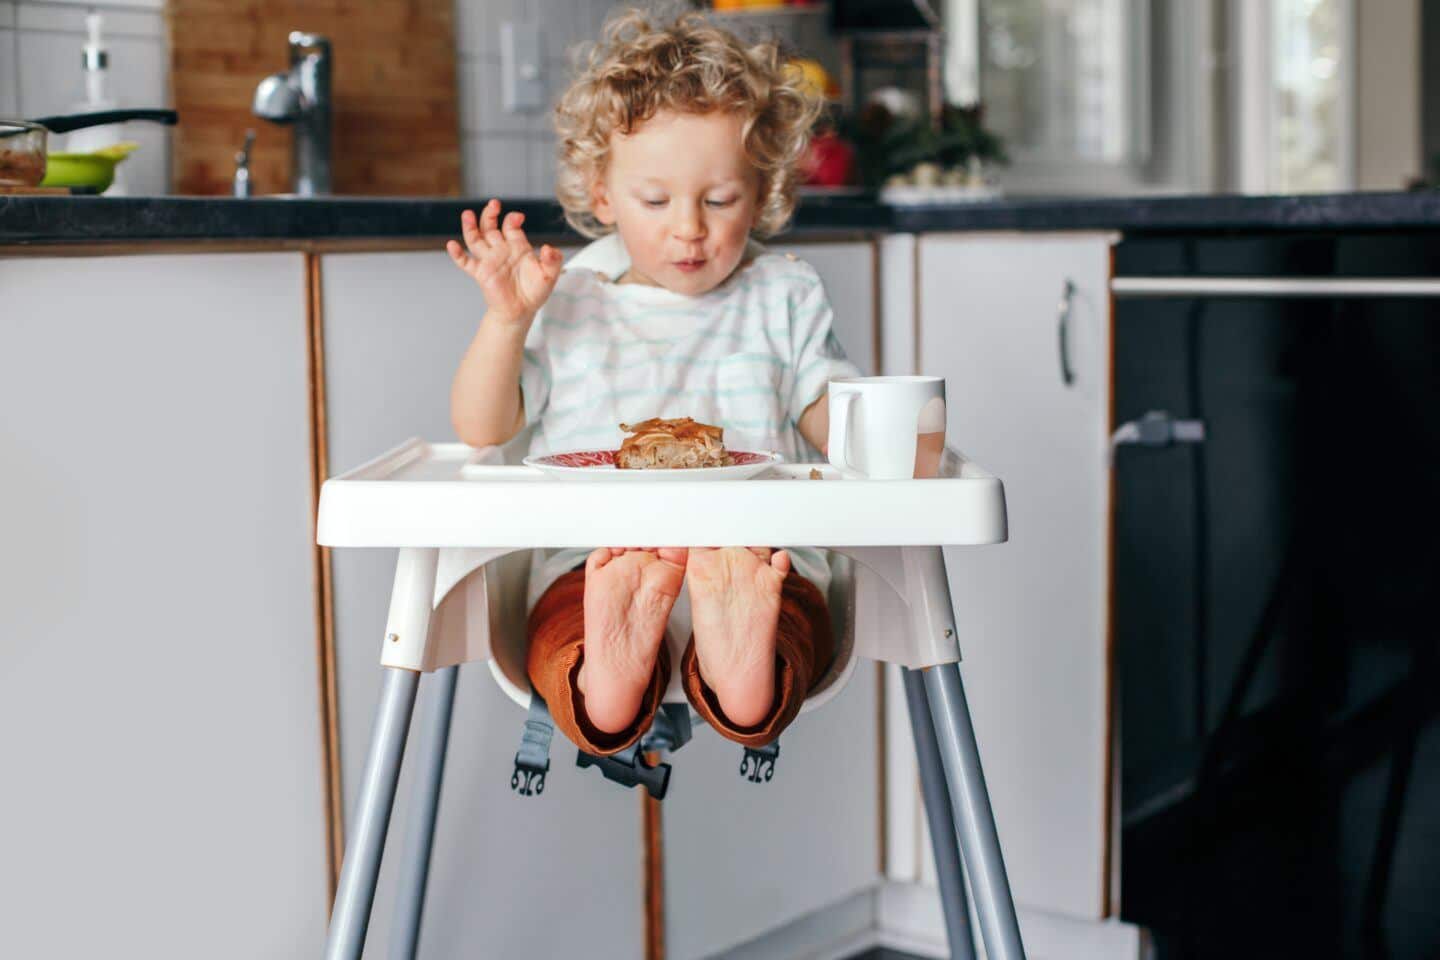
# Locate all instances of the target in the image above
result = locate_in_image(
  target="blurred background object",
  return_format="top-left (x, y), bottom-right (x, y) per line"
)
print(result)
top-left (0, 0), bottom-right (1430, 198)
top-left (167, 0), bottom-right (460, 196)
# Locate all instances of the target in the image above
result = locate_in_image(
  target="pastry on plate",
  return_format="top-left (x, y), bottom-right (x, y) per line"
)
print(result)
top-left (616, 417), bottom-right (733, 469)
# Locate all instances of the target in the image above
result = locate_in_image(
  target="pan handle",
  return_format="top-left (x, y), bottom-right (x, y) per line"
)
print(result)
top-left (31, 109), bottom-right (178, 134)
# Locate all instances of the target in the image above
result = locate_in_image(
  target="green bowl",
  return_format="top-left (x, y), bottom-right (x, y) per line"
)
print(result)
top-left (40, 143), bottom-right (139, 192)
top-left (40, 152), bottom-right (120, 191)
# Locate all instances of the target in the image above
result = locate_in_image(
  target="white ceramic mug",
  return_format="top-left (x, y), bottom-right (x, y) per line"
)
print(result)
top-left (827, 376), bottom-right (947, 479)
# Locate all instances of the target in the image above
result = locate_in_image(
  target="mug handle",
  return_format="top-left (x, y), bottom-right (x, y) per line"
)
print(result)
top-left (828, 390), bottom-right (858, 475)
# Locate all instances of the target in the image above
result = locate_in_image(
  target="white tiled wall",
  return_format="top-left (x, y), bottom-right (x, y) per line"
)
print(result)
top-left (1, 4), bottom-right (18, 116)
top-left (2, 0), bottom-right (169, 195)
top-left (456, 0), bottom-right (617, 198)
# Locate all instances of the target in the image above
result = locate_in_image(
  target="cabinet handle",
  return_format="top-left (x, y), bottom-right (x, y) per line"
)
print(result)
top-left (1057, 279), bottom-right (1076, 387)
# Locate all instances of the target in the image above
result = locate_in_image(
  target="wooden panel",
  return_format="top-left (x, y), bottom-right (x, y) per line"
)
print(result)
top-left (168, 0), bottom-right (460, 196)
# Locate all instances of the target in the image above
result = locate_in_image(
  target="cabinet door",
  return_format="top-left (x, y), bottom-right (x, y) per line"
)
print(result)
top-left (0, 254), bottom-right (326, 956)
top-left (662, 242), bottom-right (880, 960)
top-left (916, 233), bottom-right (1114, 920)
top-left (320, 248), bottom-right (648, 959)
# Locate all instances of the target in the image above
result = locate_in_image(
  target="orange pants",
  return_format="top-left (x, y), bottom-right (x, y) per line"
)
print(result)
top-left (526, 565), bottom-right (833, 755)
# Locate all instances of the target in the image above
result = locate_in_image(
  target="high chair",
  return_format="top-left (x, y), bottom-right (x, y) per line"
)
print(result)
top-left (317, 235), bottom-right (1025, 960)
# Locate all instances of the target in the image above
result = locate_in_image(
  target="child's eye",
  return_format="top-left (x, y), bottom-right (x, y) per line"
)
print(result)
top-left (706, 198), bottom-right (737, 208)
top-left (643, 198), bottom-right (668, 208)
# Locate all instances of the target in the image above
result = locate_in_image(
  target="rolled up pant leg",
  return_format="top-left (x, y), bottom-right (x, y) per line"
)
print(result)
top-left (681, 570), bottom-right (833, 748)
top-left (526, 568), bottom-right (672, 756)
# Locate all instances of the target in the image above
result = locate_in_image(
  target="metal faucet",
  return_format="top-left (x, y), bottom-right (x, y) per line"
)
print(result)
top-left (252, 31), bottom-right (332, 196)
top-left (233, 129), bottom-right (255, 198)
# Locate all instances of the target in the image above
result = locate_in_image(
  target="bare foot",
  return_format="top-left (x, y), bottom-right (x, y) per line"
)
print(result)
top-left (688, 547), bottom-right (791, 727)
top-left (578, 547), bottom-right (687, 733)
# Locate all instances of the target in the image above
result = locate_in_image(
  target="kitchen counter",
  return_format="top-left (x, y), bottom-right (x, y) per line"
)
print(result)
top-left (3, 190), bottom-right (1440, 246)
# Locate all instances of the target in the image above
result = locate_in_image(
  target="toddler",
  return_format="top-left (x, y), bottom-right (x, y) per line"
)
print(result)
top-left (447, 9), bottom-right (860, 756)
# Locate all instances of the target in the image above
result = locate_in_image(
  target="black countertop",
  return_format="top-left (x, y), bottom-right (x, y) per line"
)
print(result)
top-left (2, 190), bottom-right (1439, 245)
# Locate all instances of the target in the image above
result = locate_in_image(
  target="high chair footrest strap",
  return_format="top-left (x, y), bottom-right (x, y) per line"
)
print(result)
top-left (576, 744), bottom-right (671, 800)
top-left (740, 741), bottom-right (779, 783)
top-left (642, 703), bottom-right (693, 754)
top-left (512, 694), bottom-right (555, 797)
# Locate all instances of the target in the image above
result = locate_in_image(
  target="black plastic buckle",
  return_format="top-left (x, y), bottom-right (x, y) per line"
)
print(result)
top-left (511, 755), bottom-right (550, 797)
top-left (740, 742), bottom-right (779, 784)
top-left (576, 744), bottom-right (671, 800)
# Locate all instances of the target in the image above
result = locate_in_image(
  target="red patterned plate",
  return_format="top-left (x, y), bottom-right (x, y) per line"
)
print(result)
top-left (523, 448), bottom-right (782, 482)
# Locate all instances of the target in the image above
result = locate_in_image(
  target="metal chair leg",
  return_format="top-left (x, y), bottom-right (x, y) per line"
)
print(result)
top-left (923, 663), bottom-right (1027, 960)
top-left (324, 667), bottom-right (421, 960)
top-left (389, 665), bottom-right (459, 960)
top-left (903, 667), bottom-right (978, 960)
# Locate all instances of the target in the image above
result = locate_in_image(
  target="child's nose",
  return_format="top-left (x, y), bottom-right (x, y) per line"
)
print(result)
top-left (671, 202), bottom-right (707, 241)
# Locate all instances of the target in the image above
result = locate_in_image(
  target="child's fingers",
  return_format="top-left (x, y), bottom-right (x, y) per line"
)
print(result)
top-left (501, 211), bottom-right (533, 260)
top-left (460, 207), bottom-right (490, 256)
top-left (770, 549), bottom-right (792, 576)
top-left (479, 199), bottom-right (505, 247)
top-left (446, 239), bottom-right (473, 269)
top-left (537, 244), bottom-right (564, 279)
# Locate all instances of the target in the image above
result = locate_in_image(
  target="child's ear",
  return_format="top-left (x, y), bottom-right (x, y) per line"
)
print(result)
top-left (591, 177), bottom-right (617, 226)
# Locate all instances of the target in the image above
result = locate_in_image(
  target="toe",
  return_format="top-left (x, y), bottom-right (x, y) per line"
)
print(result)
top-left (586, 547), bottom-right (615, 574)
top-left (770, 549), bottom-right (792, 577)
top-left (657, 547), bottom-right (689, 569)
top-left (642, 554), bottom-right (687, 598)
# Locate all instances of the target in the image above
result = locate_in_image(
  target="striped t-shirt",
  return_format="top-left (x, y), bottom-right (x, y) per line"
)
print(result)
top-left (520, 248), bottom-right (861, 661)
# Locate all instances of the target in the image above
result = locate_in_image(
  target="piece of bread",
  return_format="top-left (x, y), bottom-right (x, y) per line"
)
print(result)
top-left (616, 417), bottom-right (733, 469)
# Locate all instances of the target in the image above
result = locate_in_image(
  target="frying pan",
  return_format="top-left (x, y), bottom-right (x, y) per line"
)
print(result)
top-left (0, 109), bottom-right (177, 189)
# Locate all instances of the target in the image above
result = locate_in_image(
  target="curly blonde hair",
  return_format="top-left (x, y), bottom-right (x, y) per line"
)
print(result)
top-left (553, 7), bottom-right (822, 239)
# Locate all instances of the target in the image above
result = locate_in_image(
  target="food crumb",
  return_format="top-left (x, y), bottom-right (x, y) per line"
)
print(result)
top-left (809, 468), bottom-right (823, 480)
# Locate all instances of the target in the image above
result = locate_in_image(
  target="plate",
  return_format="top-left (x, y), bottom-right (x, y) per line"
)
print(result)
top-left (522, 449), bottom-right (782, 481)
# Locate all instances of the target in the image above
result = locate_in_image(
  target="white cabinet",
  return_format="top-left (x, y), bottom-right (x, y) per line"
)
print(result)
top-left (662, 241), bottom-right (881, 960)
top-left (320, 248), bottom-right (650, 959)
top-left (905, 233), bottom-right (1116, 921)
top-left (0, 254), bottom-right (327, 957)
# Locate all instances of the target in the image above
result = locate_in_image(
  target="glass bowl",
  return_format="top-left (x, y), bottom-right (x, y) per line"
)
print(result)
top-left (0, 121), bottom-right (48, 187)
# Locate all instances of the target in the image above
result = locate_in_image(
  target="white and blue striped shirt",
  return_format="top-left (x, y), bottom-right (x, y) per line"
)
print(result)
top-left (520, 248), bottom-right (861, 656)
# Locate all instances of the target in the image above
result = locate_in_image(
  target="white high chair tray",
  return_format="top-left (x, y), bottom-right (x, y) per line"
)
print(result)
top-left (317, 439), bottom-right (1007, 549)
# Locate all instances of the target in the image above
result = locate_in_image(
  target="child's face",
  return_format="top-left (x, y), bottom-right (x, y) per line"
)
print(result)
top-left (592, 110), bottom-right (760, 295)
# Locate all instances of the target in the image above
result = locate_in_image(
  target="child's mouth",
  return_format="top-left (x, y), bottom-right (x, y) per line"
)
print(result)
top-left (673, 258), bottom-right (707, 273)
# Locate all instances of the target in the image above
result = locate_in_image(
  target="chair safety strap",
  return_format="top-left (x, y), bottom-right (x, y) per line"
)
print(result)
top-left (642, 703), bottom-right (694, 754)
top-left (740, 741), bottom-right (780, 784)
top-left (511, 692), bottom-right (554, 797)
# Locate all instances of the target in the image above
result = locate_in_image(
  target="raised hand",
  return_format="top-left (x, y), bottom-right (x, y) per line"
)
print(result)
top-left (446, 199), bottom-right (564, 326)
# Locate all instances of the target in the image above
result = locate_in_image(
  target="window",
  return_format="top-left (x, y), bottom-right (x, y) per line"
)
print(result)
top-left (943, 0), bottom-right (1153, 188)
top-left (1269, 0), bottom-right (1352, 191)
